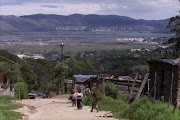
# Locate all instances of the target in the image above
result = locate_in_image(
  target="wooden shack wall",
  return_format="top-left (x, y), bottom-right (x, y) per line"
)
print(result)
top-left (177, 69), bottom-right (180, 106)
top-left (149, 62), bottom-right (178, 105)
top-left (75, 83), bottom-right (85, 92)
top-left (173, 68), bottom-right (178, 105)
top-left (149, 64), bottom-right (155, 97)
top-left (163, 67), bottom-right (171, 102)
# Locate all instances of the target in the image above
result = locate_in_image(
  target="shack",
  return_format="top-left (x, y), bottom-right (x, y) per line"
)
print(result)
top-left (148, 58), bottom-right (180, 105)
top-left (64, 79), bottom-right (73, 93)
top-left (0, 73), bottom-right (4, 86)
top-left (74, 73), bottom-right (144, 98)
top-left (103, 74), bottom-right (142, 96)
top-left (73, 74), bottom-right (97, 92)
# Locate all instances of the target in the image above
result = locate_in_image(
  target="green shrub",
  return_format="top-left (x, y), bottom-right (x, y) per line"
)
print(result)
top-left (105, 82), bottom-right (118, 99)
top-left (83, 96), bottom-right (92, 106)
top-left (84, 93), bottom-right (180, 120)
top-left (0, 96), bottom-right (22, 120)
top-left (117, 93), bottom-right (127, 102)
top-left (83, 93), bottom-right (129, 118)
top-left (0, 95), bottom-right (16, 100)
top-left (14, 82), bottom-right (29, 99)
top-left (121, 97), bottom-right (180, 120)
top-left (98, 93), bottom-right (128, 117)
top-left (0, 111), bottom-right (6, 120)
top-left (0, 110), bottom-right (21, 120)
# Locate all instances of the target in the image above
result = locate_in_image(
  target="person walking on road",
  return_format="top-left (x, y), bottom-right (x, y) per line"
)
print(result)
top-left (69, 88), bottom-right (76, 107)
top-left (76, 89), bottom-right (83, 109)
top-left (91, 93), bottom-right (98, 112)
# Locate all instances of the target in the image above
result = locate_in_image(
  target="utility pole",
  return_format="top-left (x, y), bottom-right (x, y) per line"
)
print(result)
top-left (61, 43), bottom-right (64, 94)
top-left (102, 74), bottom-right (105, 94)
top-left (16, 60), bottom-right (21, 100)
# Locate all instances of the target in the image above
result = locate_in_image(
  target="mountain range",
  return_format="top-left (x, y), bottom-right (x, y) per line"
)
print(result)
top-left (0, 14), bottom-right (170, 32)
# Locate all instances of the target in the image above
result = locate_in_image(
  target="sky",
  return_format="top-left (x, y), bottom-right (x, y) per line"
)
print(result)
top-left (0, 0), bottom-right (179, 20)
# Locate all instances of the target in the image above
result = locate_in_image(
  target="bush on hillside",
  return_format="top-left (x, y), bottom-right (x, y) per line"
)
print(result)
top-left (83, 93), bottom-right (129, 118)
top-left (117, 93), bottom-right (127, 102)
top-left (121, 97), bottom-right (180, 120)
top-left (14, 82), bottom-right (29, 99)
top-left (105, 82), bottom-right (118, 99)
top-left (83, 95), bottom-right (93, 106)
top-left (0, 112), bottom-right (6, 120)
top-left (0, 96), bottom-right (22, 120)
top-left (0, 95), bottom-right (16, 100)
top-left (83, 92), bottom-right (180, 120)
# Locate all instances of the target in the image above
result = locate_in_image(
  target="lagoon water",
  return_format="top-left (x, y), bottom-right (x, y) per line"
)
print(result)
top-left (0, 31), bottom-right (170, 42)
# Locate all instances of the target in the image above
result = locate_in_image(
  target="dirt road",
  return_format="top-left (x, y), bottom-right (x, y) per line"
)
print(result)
top-left (14, 95), bottom-right (117, 120)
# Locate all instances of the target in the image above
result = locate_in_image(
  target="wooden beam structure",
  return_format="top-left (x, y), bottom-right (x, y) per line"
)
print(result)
top-left (135, 73), bottom-right (149, 101)
top-left (128, 72), bottom-right (138, 103)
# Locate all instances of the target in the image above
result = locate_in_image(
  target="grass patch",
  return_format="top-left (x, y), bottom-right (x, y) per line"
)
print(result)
top-left (132, 65), bottom-right (149, 71)
top-left (0, 96), bottom-right (22, 120)
top-left (122, 97), bottom-right (180, 120)
top-left (83, 93), bottom-right (128, 119)
top-left (84, 93), bottom-right (180, 120)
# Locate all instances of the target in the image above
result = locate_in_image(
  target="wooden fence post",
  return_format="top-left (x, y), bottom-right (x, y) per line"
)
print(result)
top-left (102, 75), bottom-right (105, 94)
top-left (170, 68), bottom-right (174, 104)
top-left (135, 73), bottom-right (149, 101)
top-left (153, 71), bottom-right (157, 103)
top-left (127, 79), bottom-right (130, 95)
top-left (130, 72), bottom-right (138, 96)
top-left (61, 75), bottom-right (65, 94)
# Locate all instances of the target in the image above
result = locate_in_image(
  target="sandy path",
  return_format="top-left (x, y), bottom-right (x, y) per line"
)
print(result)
top-left (14, 95), bottom-right (117, 120)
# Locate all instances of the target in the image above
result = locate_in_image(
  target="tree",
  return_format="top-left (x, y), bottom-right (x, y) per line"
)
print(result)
top-left (99, 64), bottom-right (104, 72)
top-left (67, 57), bottom-right (82, 78)
top-left (167, 14), bottom-right (180, 58)
top-left (25, 58), bottom-right (54, 93)
top-left (14, 82), bottom-right (29, 99)
top-left (20, 61), bottom-right (38, 91)
top-left (53, 62), bottom-right (69, 93)
top-left (53, 62), bottom-right (69, 79)
top-left (0, 56), bottom-right (15, 64)
top-left (79, 59), bottom-right (97, 72)
top-left (0, 62), bottom-right (22, 84)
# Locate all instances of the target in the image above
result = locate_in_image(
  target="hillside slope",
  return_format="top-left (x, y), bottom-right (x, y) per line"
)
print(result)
top-left (0, 14), bottom-right (169, 32)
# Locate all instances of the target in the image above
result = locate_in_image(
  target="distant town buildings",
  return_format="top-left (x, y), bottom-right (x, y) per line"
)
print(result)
top-left (17, 54), bottom-right (45, 60)
top-left (131, 49), bottom-right (150, 52)
top-left (54, 26), bottom-right (155, 32)
top-left (117, 37), bottom-right (158, 43)
top-left (117, 38), bottom-right (144, 43)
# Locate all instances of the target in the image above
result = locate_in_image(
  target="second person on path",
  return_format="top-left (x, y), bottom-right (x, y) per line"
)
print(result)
top-left (76, 89), bottom-right (83, 109)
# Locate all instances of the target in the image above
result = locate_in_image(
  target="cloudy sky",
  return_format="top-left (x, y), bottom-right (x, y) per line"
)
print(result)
top-left (0, 0), bottom-right (179, 20)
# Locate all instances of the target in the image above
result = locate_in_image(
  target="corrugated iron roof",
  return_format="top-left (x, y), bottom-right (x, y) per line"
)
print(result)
top-left (64, 79), bottom-right (73, 83)
top-left (74, 74), bottom-right (97, 83)
top-left (148, 58), bottom-right (180, 67)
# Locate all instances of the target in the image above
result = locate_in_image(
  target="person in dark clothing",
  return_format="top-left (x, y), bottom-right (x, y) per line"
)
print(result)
top-left (69, 88), bottom-right (76, 107)
top-left (76, 89), bottom-right (83, 109)
top-left (91, 93), bottom-right (98, 112)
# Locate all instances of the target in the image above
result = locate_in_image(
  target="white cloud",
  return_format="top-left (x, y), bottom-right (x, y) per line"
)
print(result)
top-left (1, 2), bottom-right (102, 16)
top-left (0, 0), bottom-right (179, 20)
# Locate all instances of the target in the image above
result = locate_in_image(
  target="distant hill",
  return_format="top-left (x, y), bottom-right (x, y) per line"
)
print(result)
top-left (0, 50), bottom-right (19, 63)
top-left (0, 14), bottom-right (169, 32)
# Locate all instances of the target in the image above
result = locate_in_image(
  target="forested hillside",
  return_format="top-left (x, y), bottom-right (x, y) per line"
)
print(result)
top-left (0, 49), bottom-right (160, 94)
